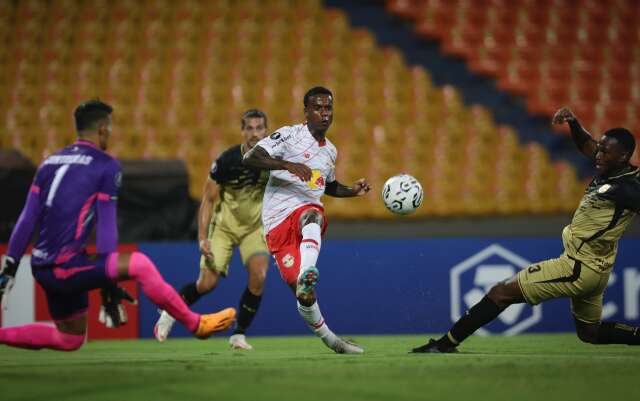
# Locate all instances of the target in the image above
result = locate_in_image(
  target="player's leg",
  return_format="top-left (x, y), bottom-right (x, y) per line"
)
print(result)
top-left (181, 226), bottom-right (232, 306)
top-left (154, 230), bottom-right (230, 341)
top-left (112, 251), bottom-right (235, 339)
top-left (412, 277), bottom-right (525, 353)
top-left (411, 257), bottom-right (571, 353)
top-left (228, 254), bottom-right (267, 349)
top-left (0, 253), bottom-right (122, 351)
top-left (572, 282), bottom-right (640, 345)
top-left (0, 319), bottom-right (86, 352)
top-left (178, 270), bottom-right (222, 308)
top-left (266, 210), bottom-right (361, 354)
top-left (294, 209), bottom-right (362, 354)
top-left (230, 229), bottom-right (270, 349)
top-left (0, 311), bottom-right (86, 352)
top-left (154, 268), bottom-right (222, 341)
top-left (296, 207), bottom-right (324, 297)
top-left (294, 286), bottom-right (363, 354)
top-left (412, 254), bottom-right (598, 353)
top-left (0, 289), bottom-right (87, 352)
top-left (589, 321), bottom-right (640, 345)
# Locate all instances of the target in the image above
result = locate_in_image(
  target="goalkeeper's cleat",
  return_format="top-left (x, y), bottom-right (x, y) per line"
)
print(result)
top-left (194, 307), bottom-right (237, 339)
top-left (331, 338), bottom-right (364, 354)
top-left (410, 338), bottom-right (459, 354)
top-left (153, 310), bottom-right (176, 342)
top-left (229, 333), bottom-right (253, 350)
top-left (296, 266), bottom-right (319, 297)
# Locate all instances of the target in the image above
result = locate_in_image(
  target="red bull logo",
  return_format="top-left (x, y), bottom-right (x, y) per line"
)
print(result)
top-left (307, 170), bottom-right (325, 190)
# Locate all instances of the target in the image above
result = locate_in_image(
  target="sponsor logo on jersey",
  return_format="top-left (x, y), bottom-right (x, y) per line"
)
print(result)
top-left (306, 170), bottom-right (325, 190)
top-left (598, 184), bottom-right (612, 194)
top-left (269, 132), bottom-right (292, 147)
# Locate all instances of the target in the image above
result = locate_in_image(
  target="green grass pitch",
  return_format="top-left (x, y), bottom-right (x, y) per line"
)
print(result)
top-left (1, 334), bottom-right (638, 401)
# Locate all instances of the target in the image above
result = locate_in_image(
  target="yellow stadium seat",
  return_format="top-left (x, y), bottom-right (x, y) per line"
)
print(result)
top-left (0, 0), bottom-right (587, 215)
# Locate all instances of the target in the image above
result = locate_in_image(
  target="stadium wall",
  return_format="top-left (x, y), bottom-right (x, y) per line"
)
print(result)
top-left (3, 239), bottom-right (640, 340)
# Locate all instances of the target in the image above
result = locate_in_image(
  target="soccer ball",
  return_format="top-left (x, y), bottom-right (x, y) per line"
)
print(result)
top-left (382, 174), bottom-right (424, 215)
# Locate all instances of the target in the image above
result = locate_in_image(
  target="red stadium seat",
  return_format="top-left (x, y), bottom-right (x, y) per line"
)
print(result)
top-left (389, 0), bottom-right (640, 142)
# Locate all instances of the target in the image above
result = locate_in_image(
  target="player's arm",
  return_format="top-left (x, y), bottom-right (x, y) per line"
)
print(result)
top-left (6, 185), bottom-right (43, 263)
top-left (96, 162), bottom-right (121, 254)
top-left (243, 145), bottom-right (312, 181)
top-left (552, 107), bottom-right (597, 159)
top-left (96, 200), bottom-right (117, 253)
top-left (1, 182), bottom-right (44, 304)
top-left (325, 178), bottom-right (371, 198)
top-left (94, 162), bottom-right (138, 327)
top-left (198, 178), bottom-right (219, 260)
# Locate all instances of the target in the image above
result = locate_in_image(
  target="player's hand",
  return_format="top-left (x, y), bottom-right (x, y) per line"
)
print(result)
top-left (552, 107), bottom-right (576, 125)
top-left (284, 161), bottom-right (312, 182)
top-left (351, 178), bottom-right (371, 196)
top-left (199, 239), bottom-right (214, 261)
top-left (0, 256), bottom-right (18, 311)
top-left (99, 285), bottom-right (137, 328)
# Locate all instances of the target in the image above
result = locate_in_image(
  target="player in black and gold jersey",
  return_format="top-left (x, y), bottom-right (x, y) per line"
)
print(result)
top-left (154, 109), bottom-right (270, 349)
top-left (413, 107), bottom-right (640, 353)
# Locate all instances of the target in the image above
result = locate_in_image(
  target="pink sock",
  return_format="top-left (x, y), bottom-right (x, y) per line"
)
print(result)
top-left (0, 324), bottom-right (84, 352)
top-left (106, 252), bottom-right (119, 280)
top-left (128, 252), bottom-right (200, 332)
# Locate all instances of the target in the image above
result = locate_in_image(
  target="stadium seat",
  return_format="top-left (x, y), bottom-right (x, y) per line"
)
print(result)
top-left (388, 0), bottom-right (640, 143)
top-left (0, 0), bottom-right (588, 217)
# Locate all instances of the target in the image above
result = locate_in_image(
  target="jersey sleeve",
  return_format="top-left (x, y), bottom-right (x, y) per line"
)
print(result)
top-left (327, 146), bottom-right (337, 183)
top-left (96, 159), bottom-right (121, 253)
top-left (7, 170), bottom-right (45, 261)
top-left (597, 179), bottom-right (640, 212)
top-left (209, 153), bottom-right (227, 183)
top-left (255, 127), bottom-right (291, 158)
top-left (99, 159), bottom-right (122, 201)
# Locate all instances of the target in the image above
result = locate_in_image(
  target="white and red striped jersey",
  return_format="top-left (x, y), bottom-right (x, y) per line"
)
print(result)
top-left (256, 123), bottom-right (337, 233)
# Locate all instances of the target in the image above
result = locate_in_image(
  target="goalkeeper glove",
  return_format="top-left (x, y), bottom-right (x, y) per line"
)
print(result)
top-left (98, 285), bottom-right (137, 328)
top-left (0, 256), bottom-right (18, 311)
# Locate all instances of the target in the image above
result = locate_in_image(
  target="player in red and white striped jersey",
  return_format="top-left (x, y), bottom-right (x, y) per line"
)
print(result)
top-left (243, 87), bottom-right (371, 354)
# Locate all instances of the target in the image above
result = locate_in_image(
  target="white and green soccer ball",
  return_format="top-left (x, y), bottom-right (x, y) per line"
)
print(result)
top-left (382, 174), bottom-right (423, 215)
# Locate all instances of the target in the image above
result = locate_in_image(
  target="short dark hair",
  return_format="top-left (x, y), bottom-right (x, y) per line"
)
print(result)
top-left (74, 100), bottom-right (113, 132)
top-left (303, 86), bottom-right (333, 107)
top-left (241, 108), bottom-right (267, 129)
top-left (604, 127), bottom-right (636, 155)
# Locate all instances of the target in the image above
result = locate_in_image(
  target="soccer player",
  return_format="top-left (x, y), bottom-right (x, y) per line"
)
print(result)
top-left (154, 109), bottom-right (270, 350)
top-left (412, 107), bottom-right (640, 353)
top-left (0, 100), bottom-right (236, 351)
top-left (243, 86), bottom-right (371, 354)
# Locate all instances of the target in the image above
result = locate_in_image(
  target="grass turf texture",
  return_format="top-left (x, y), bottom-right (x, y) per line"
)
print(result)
top-left (1, 334), bottom-right (638, 401)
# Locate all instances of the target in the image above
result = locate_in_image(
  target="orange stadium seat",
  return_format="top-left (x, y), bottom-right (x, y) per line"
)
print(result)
top-left (0, 0), bottom-right (587, 216)
top-left (388, 0), bottom-right (640, 144)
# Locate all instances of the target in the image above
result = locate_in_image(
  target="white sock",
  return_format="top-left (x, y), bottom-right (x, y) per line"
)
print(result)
top-left (299, 223), bottom-right (321, 276)
top-left (297, 301), bottom-right (338, 347)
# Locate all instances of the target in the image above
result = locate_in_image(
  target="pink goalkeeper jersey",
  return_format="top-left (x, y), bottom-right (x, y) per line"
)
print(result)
top-left (257, 123), bottom-right (337, 233)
